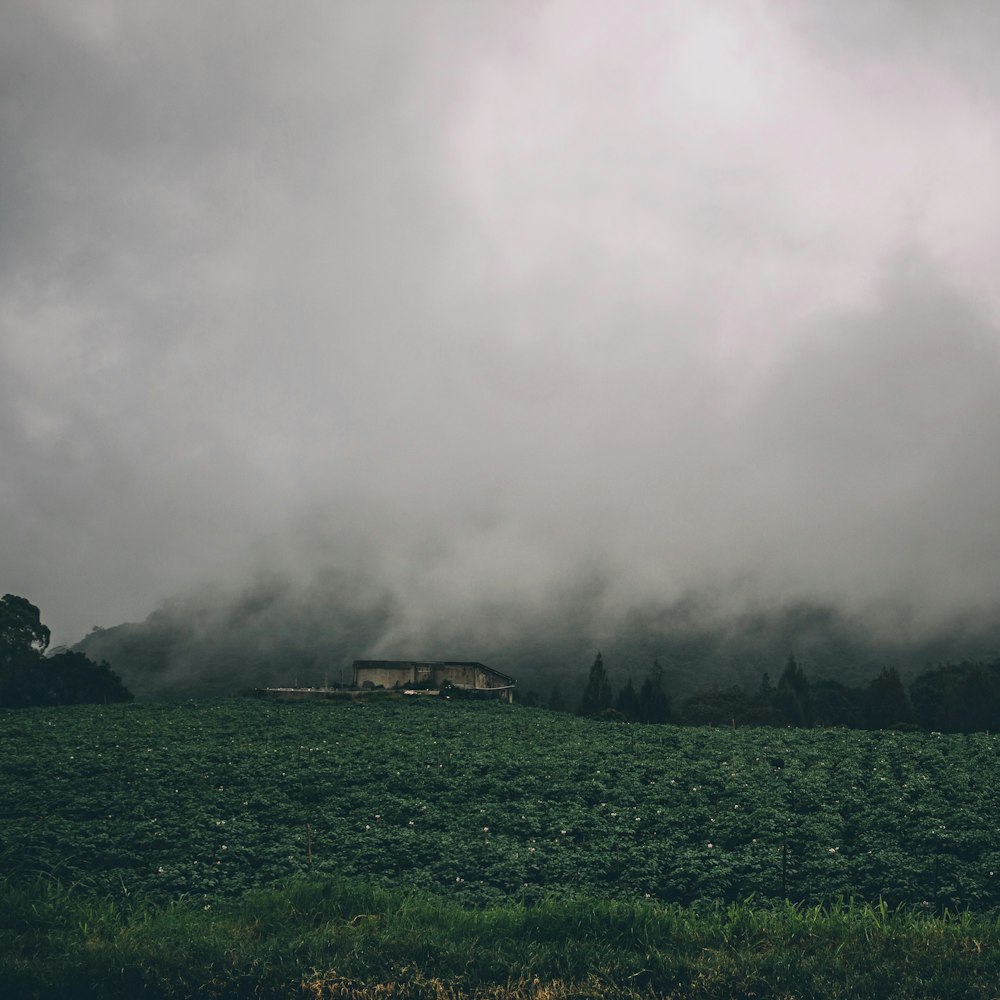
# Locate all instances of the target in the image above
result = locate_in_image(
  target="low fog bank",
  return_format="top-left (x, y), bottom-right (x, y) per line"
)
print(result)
top-left (74, 567), bottom-right (1000, 702)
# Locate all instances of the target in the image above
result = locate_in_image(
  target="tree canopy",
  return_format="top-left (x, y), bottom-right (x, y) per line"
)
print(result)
top-left (0, 595), bottom-right (132, 708)
top-left (0, 594), bottom-right (50, 657)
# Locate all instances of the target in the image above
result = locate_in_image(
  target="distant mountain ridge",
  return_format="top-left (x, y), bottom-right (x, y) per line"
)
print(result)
top-left (73, 575), bottom-right (1000, 701)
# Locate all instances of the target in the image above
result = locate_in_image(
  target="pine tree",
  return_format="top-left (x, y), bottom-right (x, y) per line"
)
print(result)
top-left (775, 654), bottom-right (811, 727)
top-left (616, 676), bottom-right (637, 720)
top-left (548, 682), bottom-right (566, 713)
top-left (637, 658), bottom-right (671, 724)
top-left (579, 652), bottom-right (613, 716)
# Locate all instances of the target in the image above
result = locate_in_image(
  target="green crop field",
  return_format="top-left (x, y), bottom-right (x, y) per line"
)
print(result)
top-left (4, 697), bottom-right (1000, 907)
top-left (4, 698), bottom-right (1000, 998)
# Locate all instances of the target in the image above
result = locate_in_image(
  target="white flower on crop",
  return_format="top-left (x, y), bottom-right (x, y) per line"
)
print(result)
top-left (707, 843), bottom-right (714, 849)
top-left (828, 847), bottom-right (838, 854)
top-left (222, 845), bottom-right (228, 851)
top-left (365, 824), bottom-right (371, 831)
top-left (408, 820), bottom-right (415, 827)
top-left (483, 826), bottom-right (489, 832)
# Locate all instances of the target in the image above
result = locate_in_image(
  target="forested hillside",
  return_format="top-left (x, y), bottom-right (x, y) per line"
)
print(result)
top-left (74, 574), bottom-right (1000, 705)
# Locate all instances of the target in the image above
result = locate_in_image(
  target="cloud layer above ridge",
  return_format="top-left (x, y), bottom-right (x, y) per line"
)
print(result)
top-left (3, 1), bottom-right (1000, 645)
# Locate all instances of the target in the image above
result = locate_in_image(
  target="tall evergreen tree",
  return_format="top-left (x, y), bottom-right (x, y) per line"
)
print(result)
top-left (775, 654), bottom-right (812, 726)
top-left (637, 658), bottom-right (671, 724)
top-left (579, 652), bottom-right (613, 716)
top-left (548, 682), bottom-right (566, 713)
top-left (615, 675), bottom-right (637, 720)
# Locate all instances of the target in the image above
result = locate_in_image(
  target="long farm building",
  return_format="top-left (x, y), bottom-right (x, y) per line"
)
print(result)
top-left (353, 660), bottom-right (515, 702)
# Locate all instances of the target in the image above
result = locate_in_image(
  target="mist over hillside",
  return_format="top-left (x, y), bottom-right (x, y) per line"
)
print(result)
top-left (8, 4), bottom-right (1000, 678)
top-left (74, 570), bottom-right (1000, 702)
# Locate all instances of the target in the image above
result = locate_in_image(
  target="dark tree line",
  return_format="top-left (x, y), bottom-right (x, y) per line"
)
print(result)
top-left (673, 655), bottom-right (918, 730)
top-left (0, 595), bottom-right (133, 708)
top-left (547, 650), bottom-right (1000, 733)
top-left (567, 652), bottom-right (672, 724)
top-left (909, 660), bottom-right (1000, 732)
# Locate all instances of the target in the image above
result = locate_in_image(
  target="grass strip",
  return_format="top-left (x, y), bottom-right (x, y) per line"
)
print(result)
top-left (3, 876), bottom-right (1000, 999)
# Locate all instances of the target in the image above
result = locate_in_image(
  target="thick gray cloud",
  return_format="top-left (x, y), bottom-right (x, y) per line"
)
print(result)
top-left (3, 1), bottom-right (1000, 648)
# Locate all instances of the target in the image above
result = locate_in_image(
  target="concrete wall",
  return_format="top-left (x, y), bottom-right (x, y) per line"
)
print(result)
top-left (355, 665), bottom-right (414, 688)
top-left (439, 663), bottom-right (477, 687)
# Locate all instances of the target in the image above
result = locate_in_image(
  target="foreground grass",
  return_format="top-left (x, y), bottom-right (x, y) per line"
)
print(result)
top-left (4, 877), bottom-right (1000, 999)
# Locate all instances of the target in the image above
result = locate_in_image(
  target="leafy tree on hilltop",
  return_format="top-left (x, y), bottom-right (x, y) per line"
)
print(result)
top-left (579, 652), bottom-right (613, 716)
top-left (0, 594), bottom-right (47, 707)
top-left (0, 594), bottom-right (50, 657)
top-left (0, 595), bottom-right (132, 708)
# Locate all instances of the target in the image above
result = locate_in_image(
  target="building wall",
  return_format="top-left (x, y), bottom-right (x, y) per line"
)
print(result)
top-left (355, 665), bottom-right (414, 688)
top-left (474, 666), bottom-right (511, 690)
top-left (437, 663), bottom-right (478, 687)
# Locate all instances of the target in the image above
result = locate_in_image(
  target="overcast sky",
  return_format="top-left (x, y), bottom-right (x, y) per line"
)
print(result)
top-left (3, 1), bottom-right (1000, 647)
